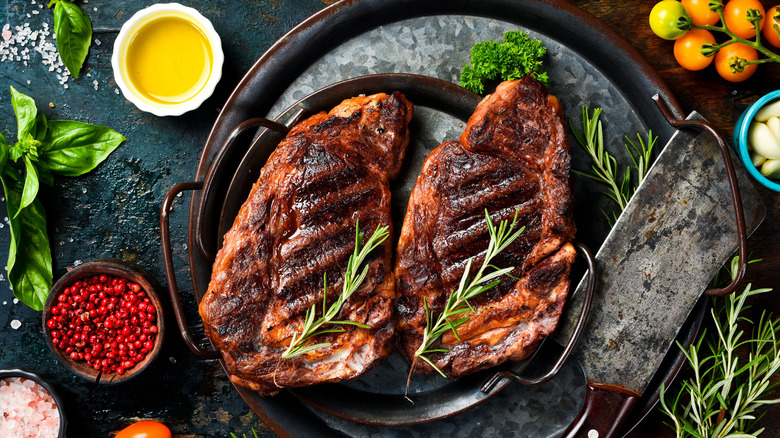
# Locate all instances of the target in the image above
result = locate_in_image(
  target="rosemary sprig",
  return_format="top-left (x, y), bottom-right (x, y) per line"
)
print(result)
top-left (570, 106), bottom-right (657, 224)
top-left (412, 209), bottom-right (525, 378)
top-left (281, 222), bottom-right (389, 359)
top-left (659, 257), bottom-right (779, 438)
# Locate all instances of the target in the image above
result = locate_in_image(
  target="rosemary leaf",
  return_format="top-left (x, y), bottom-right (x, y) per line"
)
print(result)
top-left (413, 209), bottom-right (524, 377)
top-left (281, 222), bottom-right (389, 359)
top-left (660, 257), bottom-right (778, 437)
top-left (571, 106), bottom-right (657, 225)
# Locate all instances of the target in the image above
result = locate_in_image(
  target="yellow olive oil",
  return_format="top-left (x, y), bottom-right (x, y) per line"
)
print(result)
top-left (126, 16), bottom-right (212, 104)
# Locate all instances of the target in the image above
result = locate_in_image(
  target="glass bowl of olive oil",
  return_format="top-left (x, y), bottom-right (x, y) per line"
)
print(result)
top-left (112, 3), bottom-right (224, 117)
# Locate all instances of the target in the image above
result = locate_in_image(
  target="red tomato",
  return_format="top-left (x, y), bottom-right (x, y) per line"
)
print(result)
top-left (674, 29), bottom-right (717, 70)
top-left (723, 0), bottom-right (766, 39)
top-left (115, 420), bottom-right (171, 438)
top-left (714, 42), bottom-right (758, 82)
top-left (682, 0), bottom-right (720, 25)
top-left (763, 6), bottom-right (780, 48)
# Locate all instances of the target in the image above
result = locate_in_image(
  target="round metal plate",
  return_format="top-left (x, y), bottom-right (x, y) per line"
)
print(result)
top-left (185, 1), bottom-right (708, 436)
top-left (212, 73), bottom-right (583, 427)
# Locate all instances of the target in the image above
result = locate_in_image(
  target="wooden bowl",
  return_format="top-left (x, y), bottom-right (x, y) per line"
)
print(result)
top-left (0, 368), bottom-right (67, 437)
top-left (42, 259), bottom-right (165, 385)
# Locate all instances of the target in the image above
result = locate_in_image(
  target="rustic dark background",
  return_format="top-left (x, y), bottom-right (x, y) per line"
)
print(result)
top-left (0, 0), bottom-right (778, 436)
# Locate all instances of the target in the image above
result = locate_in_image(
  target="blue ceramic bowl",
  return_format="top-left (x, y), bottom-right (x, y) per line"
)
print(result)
top-left (733, 89), bottom-right (780, 192)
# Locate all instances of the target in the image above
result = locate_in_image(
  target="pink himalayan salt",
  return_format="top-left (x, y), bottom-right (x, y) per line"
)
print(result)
top-left (0, 377), bottom-right (60, 438)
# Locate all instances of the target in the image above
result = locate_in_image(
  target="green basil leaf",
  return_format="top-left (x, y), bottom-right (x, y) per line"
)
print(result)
top-left (10, 86), bottom-right (38, 139)
top-left (37, 165), bottom-right (54, 187)
top-left (0, 135), bottom-right (8, 168)
top-left (17, 155), bottom-right (40, 217)
top-left (8, 145), bottom-right (23, 162)
top-left (53, 1), bottom-right (92, 78)
top-left (33, 112), bottom-right (48, 142)
top-left (1, 167), bottom-right (52, 311)
top-left (40, 120), bottom-right (125, 176)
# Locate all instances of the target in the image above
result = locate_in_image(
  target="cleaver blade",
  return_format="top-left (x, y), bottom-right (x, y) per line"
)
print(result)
top-left (556, 112), bottom-right (765, 438)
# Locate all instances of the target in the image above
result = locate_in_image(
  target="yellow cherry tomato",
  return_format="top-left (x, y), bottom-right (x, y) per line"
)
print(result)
top-left (723, 0), bottom-right (766, 39)
top-left (116, 420), bottom-right (171, 438)
top-left (682, 0), bottom-right (720, 25)
top-left (674, 29), bottom-right (717, 70)
top-left (763, 5), bottom-right (780, 48)
top-left (650, 0), bottom-right (691, 40)
top-left (714, 42), bottom-right (758, 82)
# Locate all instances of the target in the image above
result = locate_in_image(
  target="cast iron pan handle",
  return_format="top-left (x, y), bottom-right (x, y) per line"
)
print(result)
top-left (652, 95), bottom-right (749, 297)
top-left (561, 383), bottom-right (641, 438)
top-left (481, 241), bottom-right (596, 392)
top-left (161, 181), bottom-right (221, 359)
top-left (194, 117), bottom-right (292, 261)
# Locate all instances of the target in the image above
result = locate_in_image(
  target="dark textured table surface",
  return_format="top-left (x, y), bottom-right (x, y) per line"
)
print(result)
top-left (0, 0), bottom-right (778, 437)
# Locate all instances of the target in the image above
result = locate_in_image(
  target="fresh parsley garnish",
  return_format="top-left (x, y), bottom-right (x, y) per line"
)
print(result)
top-left (460, 30), bottom-right (549, 94)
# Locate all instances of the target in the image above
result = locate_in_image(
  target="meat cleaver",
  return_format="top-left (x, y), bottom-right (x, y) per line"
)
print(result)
top-left (555, 101), bottom-right (765, 438)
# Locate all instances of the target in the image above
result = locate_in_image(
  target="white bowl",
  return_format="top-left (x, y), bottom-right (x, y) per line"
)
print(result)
top-left (111, 3), bottom-right (224, 117)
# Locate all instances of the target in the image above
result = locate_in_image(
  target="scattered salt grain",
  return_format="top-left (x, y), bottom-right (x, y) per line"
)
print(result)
top-left (0, 19), bottom-right (72, 88)
top-left (13, 298), bottom-right (18, 304)
top-left (73, 260), bottom-right (82, 267)
top-left (10, 319), bottom-right (21, 329)
top-left (95, 39), bottom-right (101, 46)
top-left (2, 301), bottom-right (6, 305)
top-left (0, 377), bottom-right (60, 438)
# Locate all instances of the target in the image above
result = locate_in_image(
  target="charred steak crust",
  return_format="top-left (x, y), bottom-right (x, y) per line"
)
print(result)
top-left (200, 92), bottom-right (414, 395)
top-left (395, 78), bottom-right (576, 378)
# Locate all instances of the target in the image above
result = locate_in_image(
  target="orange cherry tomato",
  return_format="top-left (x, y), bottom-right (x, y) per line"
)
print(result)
top-left (115, 420), bottom-right (171, 438)
top-left (723, 0), bottom-right (766, 39)
top-left (682, 0), bottom-right (720, 25)
top-left (674, 29), bottom-right (717, 70)
top-left (714, 42), bottom-right (758, 82)
top-left (763, 5), bottom-right (780, 48)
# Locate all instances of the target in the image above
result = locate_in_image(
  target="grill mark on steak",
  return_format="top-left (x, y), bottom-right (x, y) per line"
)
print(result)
top-left (395, 78), bottom-right (576, 378)
top-left (200, 92), bottom-right (413, 395)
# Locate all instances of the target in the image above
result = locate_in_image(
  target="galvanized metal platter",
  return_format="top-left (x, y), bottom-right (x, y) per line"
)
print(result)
top-left (184, 0), bottom-right (709, 436)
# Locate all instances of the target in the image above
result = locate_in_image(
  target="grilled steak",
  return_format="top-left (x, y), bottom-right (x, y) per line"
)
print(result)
top-left (395, 78), bottom-right (576, 377)
top-left (200, 92), bottom-right (414, 395)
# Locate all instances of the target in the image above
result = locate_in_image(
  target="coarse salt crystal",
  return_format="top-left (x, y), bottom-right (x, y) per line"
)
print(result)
top-left (0, 377), bottom-right (60, 438)
top-left (10, 319), bottom-right (21, 329)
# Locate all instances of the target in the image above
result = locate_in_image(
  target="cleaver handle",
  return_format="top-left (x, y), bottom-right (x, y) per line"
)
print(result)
top-left (560, 382), bottom-right (640, 438)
